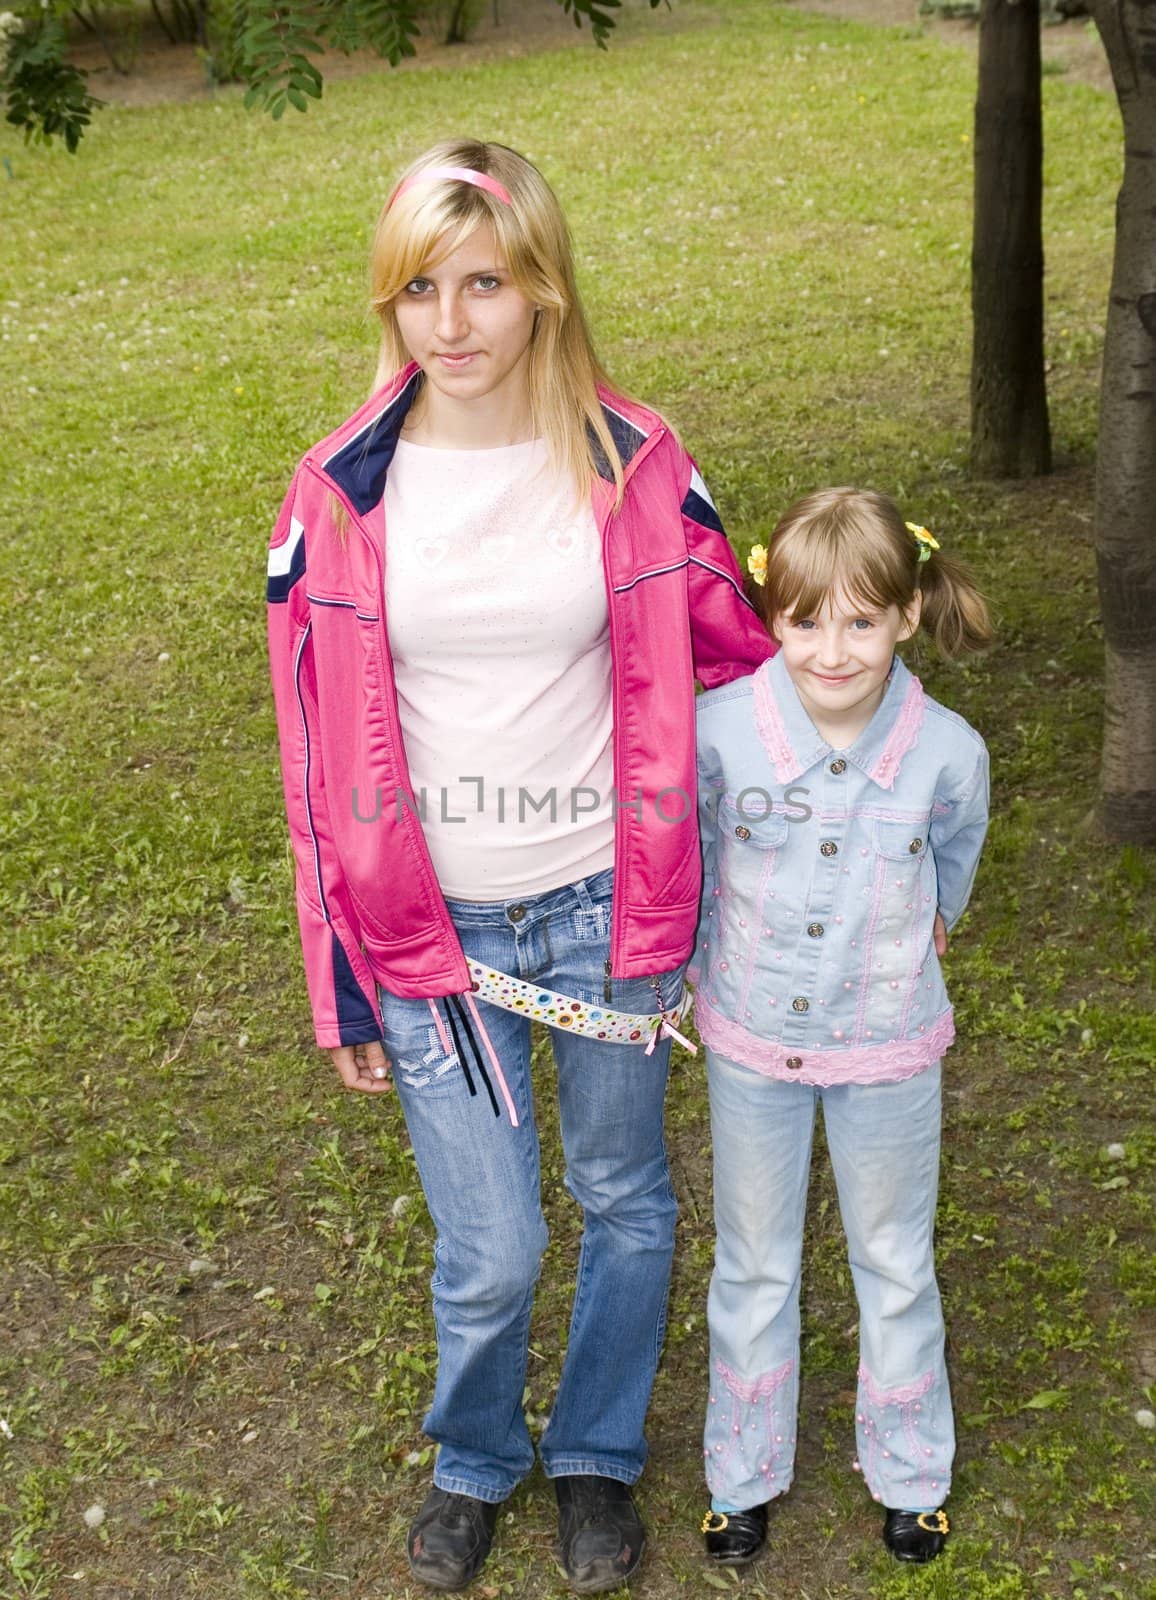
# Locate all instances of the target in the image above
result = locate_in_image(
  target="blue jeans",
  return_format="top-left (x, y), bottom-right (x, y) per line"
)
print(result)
top-left (382, 868), bottom-right (683, 1502)
top-left (704, 1050), bottom-right (954, 1513)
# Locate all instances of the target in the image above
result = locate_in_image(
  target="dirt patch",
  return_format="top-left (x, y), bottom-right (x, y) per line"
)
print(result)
top-left (68, 0), bottom-right (1114, 106)
top-left (68, 0), bottom-right (655, 108)
top-left (785, 0), bottom-right (1113, 92)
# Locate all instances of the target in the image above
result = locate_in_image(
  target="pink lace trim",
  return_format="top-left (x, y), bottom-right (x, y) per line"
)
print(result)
top-left (753, 661), bottom-right (797, 782)
top-left (858, 1364), bottom-right (935, 1408)
top-left (852, 855), bottom-right (888, 1047)
top-left (715, 1355), bottom-right (794, 1404)
top-left (697, 996), bottom-right (955, 1086)
top-left (871, 674), bottom-right (925, 790)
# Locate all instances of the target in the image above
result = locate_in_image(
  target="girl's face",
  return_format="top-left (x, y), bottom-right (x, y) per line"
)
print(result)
top-left (392, 223), bottom-right (537, 421)
top-left (772, 586), bottom-right (921, 738)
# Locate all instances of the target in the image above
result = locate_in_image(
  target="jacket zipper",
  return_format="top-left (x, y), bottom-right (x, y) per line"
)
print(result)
top-left (595, 423), bottom-right (667, 985)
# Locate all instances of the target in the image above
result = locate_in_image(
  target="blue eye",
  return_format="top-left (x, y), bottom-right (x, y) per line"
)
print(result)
top-left (852, 618), bottom-right (873, 630)
top-left (472, 275), bottom-right (500, 291)
top-left (404, 278), bottom-right (432, 295)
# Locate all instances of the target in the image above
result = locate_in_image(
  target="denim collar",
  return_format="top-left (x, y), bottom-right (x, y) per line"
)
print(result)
top-left (753, 650), bottom-right (925, 792)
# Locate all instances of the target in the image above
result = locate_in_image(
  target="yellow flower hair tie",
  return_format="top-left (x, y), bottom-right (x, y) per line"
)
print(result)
top-left (747, 544), bottom-right (767, 586)
top-left (905, 521), bottom-right (940, 563)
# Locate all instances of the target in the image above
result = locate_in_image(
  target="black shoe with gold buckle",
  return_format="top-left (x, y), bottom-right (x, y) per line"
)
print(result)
top-left (883, 1507), bottom-right (950, 1564)
top-left (701, 1503), bottom-right (768, 1564)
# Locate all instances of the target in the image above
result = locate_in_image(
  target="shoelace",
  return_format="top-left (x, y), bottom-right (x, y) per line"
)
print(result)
top-left (567, 1479), bottom-right (619, 1526)
top-left (439, 1492), bottom-right (488, 1528)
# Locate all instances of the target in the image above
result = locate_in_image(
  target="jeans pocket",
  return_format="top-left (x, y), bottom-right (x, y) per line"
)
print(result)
top-left (379, 991), bottom-right (463, 1100)
top-left (571, 903), bottom-right (613, 943)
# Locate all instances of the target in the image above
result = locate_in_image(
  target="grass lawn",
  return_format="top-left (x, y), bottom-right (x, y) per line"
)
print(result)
top-left (2, 1), bottom-right (1154, 1594)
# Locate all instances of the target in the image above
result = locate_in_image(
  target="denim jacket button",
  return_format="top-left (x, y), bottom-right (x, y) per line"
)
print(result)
top-left (820, 840), bottom-right (838, 858)
top-left (785, 1056), bottom-right (803, 1070)
top-left (735, 825), bottom-right (751, 840)
top-left (908, 838), bottom-right (924, 854)
top-left (792, 996), bottom-right (809, 1013)
top-left (829, 759), bottom-right (847, 775)
top-left (807, 923), bottom-right (824, 938)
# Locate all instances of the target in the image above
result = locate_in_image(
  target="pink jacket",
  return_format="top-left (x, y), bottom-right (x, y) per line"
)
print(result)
top-left (267, 363), bottom-right (774, 1047)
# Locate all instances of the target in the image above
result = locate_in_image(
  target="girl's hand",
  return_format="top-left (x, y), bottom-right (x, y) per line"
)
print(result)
top-left (933, 912), bottom-right (948, 958)
top-left (329, 1040), bottom-right (393, 1093)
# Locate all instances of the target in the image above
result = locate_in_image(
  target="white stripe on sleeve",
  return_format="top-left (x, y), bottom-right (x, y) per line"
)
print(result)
top-left (689, 468), bottom-right (716, 510)
top-left (267, 515), bottom-right (304, 578)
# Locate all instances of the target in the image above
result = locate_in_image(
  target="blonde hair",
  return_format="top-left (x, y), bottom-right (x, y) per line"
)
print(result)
top-left (761, 487), bottom-right (994, 659)
top-left (369, 139), bottom-right (625, 506)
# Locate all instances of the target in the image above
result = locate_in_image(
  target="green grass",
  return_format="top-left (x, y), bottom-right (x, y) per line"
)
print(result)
top-left (2, 2), bottom-right (1153, 1595)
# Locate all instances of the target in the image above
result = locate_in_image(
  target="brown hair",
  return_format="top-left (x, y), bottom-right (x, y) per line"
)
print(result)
top-left (758, 487), bottom-right (994, 659)
top-left (369, 139), bottom-right (626, 506)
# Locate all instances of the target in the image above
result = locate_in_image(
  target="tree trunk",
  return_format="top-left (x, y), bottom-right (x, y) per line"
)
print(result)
top-left (1087, 1), bottom-right (1156, 842)
top-left (150, 0), bottom-right (179, 45)
top-left (970, 0), bottom-right (1052, 476)
top-left (444, 0), bottom-right (473, 42)
top-left (70, 2), bottom-right (131, 72)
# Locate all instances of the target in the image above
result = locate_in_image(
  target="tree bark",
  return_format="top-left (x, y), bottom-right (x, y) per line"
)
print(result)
top-left (150, 0), bottom-right (179, 45)
top-left (970, 0), bottom-right (1052, 476)
top-left (1087, 1), bottom-right (1156, 842)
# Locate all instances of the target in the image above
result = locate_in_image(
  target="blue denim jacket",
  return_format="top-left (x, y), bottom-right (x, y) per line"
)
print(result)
top-left (692, 651), bottom-right (988, 1085)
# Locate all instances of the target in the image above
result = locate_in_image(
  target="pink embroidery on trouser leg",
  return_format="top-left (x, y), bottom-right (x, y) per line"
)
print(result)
top-left (703, 1357), bottom-right (797, 1508)
top-left (855, 1364), bottom-right (954, 1508)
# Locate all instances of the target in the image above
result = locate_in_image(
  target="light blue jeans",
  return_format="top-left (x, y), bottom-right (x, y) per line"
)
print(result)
top-left (382, 868), bottom-right (683, 1503)
top-left (704, 1049), bottom-right (954, 1513)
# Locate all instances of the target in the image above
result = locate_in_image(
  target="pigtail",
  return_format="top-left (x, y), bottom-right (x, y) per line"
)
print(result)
top-left (917, 548), bottom-right (994, 659)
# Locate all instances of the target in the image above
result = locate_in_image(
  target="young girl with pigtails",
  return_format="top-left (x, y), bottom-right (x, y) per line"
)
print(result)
top-left (691, 488), bottom-right (993, 1567)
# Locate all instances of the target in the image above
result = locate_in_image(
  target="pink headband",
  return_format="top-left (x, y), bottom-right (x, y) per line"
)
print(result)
top-left (389, 165), bottom-right (513, 210)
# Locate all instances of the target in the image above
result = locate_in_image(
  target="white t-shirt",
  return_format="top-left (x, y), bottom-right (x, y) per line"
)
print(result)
top-left (383, 437), bottom-right (615, 901)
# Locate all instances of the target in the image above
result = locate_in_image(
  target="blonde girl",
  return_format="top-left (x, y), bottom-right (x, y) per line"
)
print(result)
top-left (266, 140), bottom-right (771, 1593)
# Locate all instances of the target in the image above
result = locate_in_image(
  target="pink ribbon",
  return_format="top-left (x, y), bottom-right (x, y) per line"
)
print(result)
top-left (645, 1016), bottom-right (698, 1057)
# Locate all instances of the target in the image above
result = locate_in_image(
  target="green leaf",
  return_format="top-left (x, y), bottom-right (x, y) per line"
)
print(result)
top-left (1022, 1389), bottom-right (1068, 1410)
top-left (2, 30), bottom-right (102, 152)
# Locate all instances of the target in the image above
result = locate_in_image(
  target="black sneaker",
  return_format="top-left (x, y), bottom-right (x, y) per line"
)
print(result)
top-left (554, 1474), bottom-right (646, 1593)
top-left (407, 1486), bottom-right (500, 1591)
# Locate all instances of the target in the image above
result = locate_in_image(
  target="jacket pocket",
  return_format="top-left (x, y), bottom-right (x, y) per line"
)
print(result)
top-left (872, 817), bottom-right (930, 862)
top-left (718, 796), bottom-right (791, 851)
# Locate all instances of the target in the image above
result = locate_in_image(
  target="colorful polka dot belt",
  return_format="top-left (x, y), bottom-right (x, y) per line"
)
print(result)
top-left (465, 959), bottom-right (696, 1053)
